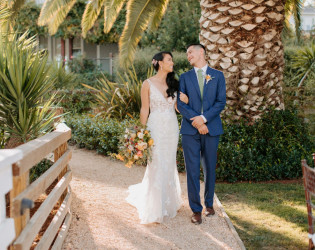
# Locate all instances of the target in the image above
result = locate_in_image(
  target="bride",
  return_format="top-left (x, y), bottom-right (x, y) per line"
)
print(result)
top-left (126, 51), bottom-right (188, 224)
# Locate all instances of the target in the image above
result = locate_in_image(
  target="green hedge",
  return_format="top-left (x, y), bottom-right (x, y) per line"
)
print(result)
top-left (66, 108), bottom-right (315, 182)
top-left (30, 159), bottom-right (53, 183)
top-left (217, 108), bottom-right (314, 182)
top-left (66, 115), bottom-right (139, 155)
top-left (55, 89), bottom-right (96, 114)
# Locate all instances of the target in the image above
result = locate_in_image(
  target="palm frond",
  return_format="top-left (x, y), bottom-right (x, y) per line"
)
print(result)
top-left (82, 0), bottom-right (107, 37)
top-left (119, 0), bottom-right (161, 68)
top-left (8, 0), bottom-right (26, 14)
top-left (147, 0), bottom-right (169, 31)
top-left (103, 0), bottom-right (125, 33)
top-left (38, 0), bottom-right (77, 35)
top-left (285, 0), bottom-right (302, 40)
top-left (0, 4), bottom-right (12, 33)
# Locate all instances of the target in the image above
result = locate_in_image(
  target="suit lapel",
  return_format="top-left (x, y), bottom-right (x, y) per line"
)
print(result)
top-left (188, 69), bottom-right (201, 99)
top-left (203, 66), bottom-right (212, 95)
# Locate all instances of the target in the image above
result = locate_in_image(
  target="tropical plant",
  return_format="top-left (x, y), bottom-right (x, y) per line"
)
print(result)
top-left (50, 61), bottom-right (77, 89)
top-left (38, 0), bottom-right (304, 122)
top-left (292, 42), bottom-right (315, 88)
top-left (0, 32), bottom-right (57, 147)
top-left (83, 67), bottom-right (153, 119)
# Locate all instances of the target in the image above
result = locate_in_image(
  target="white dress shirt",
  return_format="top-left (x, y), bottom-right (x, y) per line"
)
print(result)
top-left (194, 64), bottom-right (208, 123)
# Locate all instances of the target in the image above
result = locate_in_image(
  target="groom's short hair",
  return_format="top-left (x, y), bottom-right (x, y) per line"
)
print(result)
top-left (187, 43), bottom-right (206, 52)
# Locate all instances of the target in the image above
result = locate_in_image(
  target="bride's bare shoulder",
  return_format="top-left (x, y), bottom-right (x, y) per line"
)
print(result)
top-left (142, 80), bottom-right (150, 93)
top-left (143, 78), bottom-right (154, 87)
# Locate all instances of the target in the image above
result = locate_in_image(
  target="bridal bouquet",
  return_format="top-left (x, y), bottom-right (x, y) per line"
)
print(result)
top-left (113, 125), bottom-right (154, 168)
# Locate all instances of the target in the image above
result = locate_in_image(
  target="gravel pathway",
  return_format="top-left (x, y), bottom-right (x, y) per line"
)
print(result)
top-left (62, 147), bottom-right (244, 250)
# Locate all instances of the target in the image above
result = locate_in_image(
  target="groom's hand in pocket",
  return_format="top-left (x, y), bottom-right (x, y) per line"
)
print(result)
top-left (191, 116), bottom-right (204, 128)
top-left (198, 124), bottom-right (209, 135)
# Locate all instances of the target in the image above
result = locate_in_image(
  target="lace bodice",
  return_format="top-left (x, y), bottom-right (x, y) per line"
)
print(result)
top-left (147, 79), bottom-right (176, 113)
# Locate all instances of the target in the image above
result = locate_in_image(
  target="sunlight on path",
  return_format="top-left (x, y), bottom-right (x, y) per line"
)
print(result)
top-left (62, 147), bottom-right (244, 250)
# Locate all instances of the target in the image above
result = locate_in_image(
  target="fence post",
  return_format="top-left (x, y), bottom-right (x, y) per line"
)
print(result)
top-left (10, 168), bottom-right (30, 239)
top-left (54, 142), bottom-right (68, 203)
top-left (0, 150), bottom-right (22, 250)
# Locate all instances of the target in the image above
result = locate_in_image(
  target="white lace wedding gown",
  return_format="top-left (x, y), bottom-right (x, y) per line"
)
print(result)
top-left (126, 79), bottom-right (182, 224)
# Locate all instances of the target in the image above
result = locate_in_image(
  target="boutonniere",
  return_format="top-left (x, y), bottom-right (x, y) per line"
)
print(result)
top-left (205, 74), bottom-right (214, 84)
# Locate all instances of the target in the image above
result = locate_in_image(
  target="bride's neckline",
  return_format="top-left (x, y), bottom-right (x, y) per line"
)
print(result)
top-left (147, 79), bottom-right (169, 100)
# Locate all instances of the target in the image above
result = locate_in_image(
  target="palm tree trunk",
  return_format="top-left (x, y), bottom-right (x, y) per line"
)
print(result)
top-left (199, 0), bottom-right (286, 122)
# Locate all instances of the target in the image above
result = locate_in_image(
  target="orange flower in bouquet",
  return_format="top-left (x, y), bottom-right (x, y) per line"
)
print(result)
top-left (112, 125), bottom-right (154, 168)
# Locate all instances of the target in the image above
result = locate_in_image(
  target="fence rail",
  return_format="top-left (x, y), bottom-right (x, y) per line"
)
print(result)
top-left (0, 123), bottom-right (72, 250)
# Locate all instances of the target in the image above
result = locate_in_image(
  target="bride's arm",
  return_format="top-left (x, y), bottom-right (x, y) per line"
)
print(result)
top-left (140, 81), bottom-right (150, 125)
top-left (175, 102), bottom-right (179, 113)
top-left (180, 92), bottom-right (189, 104)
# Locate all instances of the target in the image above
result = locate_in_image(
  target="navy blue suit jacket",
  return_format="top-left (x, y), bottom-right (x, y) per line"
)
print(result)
top-left (177, 67), bottom-right (226, 136)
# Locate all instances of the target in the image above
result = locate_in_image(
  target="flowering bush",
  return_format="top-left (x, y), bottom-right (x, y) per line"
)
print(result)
top-left (113, 125), bottom-right (154, 168)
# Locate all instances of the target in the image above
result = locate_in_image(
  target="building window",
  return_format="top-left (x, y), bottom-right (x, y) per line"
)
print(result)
top-left (39, 36), bottom-right (48, 51)
top-left (73, 37), bottom-right (82, 57)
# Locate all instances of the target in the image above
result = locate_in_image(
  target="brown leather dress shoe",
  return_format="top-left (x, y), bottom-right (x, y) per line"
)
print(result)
top-left (205, 207), bottom-right (215, 217)
top-left (191, 212), bottom-right (202, 224)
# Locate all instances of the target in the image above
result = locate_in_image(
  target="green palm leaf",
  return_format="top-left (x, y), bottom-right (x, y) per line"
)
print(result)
top-left (119, 0), bottom-right (162, 68)
top-left (0, 3), bottom-right (12, 32)
top-left (103, 0), bottom-right (125, 33)
top-left (285, 0), bottom-right (302, 40)
top-left (38, 0), bottom-right (77, 35)
top-left (82, 0), bottom-right (106, 37)
top-left (147, 0), bottom-right (169, 31)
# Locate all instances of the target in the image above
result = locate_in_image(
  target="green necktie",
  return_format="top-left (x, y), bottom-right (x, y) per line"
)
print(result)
top-left (197, 69), bottom-right (204, 100)
top-left (197, 68), bottom-right (204, 112)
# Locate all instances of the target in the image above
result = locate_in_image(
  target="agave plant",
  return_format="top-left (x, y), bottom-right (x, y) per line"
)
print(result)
top-left (50, 61), bottom-right (77, 89)
top-left (293, 43), bottom-right (315, 88)
top-left (83, 66), bottom-right (153, 120)
top-left (0, 32), bottom-right (57, 147)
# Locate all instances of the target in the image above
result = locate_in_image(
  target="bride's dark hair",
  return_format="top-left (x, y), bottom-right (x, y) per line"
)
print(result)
top-left (152, 51), bottom-right (179, 99)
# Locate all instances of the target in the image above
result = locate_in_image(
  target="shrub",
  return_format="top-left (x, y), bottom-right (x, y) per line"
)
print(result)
top-left (54, 89), bottom-right (96, 114)
top-left (216, 108), bottom-right (315, 182)
top-left (67, 55), bottom-right (113, 89)
top-left (66, 115), bottom-right (139, 155)
top-left (30, 159), bottom-right (54, 183)
top-left (66, 108), bottom-right (314, 182)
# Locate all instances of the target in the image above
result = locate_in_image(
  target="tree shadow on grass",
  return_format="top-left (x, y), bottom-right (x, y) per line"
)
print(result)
top-left (228, 214), bottom-right (308, 250)
top-left (217, 183), bottom-right (308, 232)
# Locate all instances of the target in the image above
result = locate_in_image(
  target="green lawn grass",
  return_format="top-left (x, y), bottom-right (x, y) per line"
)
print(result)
top-left (216, 181), bottom-right (309, 249)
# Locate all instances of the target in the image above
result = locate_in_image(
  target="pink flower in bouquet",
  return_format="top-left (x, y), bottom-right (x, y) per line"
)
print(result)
top-left (137, 151), bottom-right (143, 158)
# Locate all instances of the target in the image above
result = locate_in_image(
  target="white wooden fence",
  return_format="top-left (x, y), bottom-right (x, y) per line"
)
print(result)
top-left (0, 123), bottom-right (72, 249)
top-left (0, 150), bottom-right (22, 250)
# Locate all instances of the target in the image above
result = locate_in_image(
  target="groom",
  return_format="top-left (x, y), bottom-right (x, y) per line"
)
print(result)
top-left (177, 44), bottom-right (226, 224)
